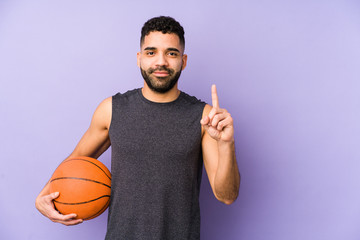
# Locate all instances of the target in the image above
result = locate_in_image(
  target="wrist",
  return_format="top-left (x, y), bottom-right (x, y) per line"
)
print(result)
top-left (218, 138), bottom-right (235, 146)
top-left (217, 139), bottom-right (235, 155)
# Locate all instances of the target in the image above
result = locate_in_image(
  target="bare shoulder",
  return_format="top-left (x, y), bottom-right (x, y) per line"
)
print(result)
top-left (91, 97), bottom-right (112, 130)
top-left (202, 104), bottom-right (212, 117)
top-left (201, 104), bottom-right (212, 136)
top-left (98, 97), bottom-right (112, 110)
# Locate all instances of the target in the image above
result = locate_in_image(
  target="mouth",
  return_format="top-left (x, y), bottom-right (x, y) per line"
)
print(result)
top-left (152, 71), bottom-right (170, 77)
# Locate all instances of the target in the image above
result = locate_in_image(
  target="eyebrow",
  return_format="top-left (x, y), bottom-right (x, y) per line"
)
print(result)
top-left (167, 48), bottom-right (180, 53)
top-left (144, 47), bottom-right (156, 51)
top-left (143, 47), bottom-right (181, 53)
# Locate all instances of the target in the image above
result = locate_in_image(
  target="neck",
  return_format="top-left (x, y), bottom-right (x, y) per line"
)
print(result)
top-left (141, 82), bottom-right (180, 103)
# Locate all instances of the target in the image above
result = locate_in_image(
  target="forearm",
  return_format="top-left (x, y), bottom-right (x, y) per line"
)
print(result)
top-left (36, 181), bottom-right (51, 203)
top-left (213, 140), bottom-right (240, 205)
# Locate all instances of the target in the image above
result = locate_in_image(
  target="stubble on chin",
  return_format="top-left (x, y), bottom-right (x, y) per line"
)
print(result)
top-left (140, 66), bottom-right (182, 93)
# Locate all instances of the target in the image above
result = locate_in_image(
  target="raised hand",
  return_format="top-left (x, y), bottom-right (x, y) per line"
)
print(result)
top-left (200, 85), bottom-right (234, 142)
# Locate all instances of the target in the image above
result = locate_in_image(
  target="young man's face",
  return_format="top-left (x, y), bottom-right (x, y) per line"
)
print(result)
top-left (137, 31), bottom-right (187, 93)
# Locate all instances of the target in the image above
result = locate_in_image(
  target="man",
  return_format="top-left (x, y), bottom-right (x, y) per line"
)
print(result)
top-left (36, 16), bottom-right (240, 239)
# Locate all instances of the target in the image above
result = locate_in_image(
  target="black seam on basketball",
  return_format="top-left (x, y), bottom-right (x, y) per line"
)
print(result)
top-left (54, 195), bottom-right (111, 205)
top-left (64, 158), bottom-right (112, 180)
top-left (83, 198), bottom-right (110, 220)
top-left (50, 177), bottom-right (111, 188)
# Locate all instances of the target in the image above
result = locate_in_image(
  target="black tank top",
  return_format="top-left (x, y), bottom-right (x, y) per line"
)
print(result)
top-left (106, 88), bottom-right (206, 240)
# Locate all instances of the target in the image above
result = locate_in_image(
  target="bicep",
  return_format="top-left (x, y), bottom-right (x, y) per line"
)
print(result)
top-left (69, 97), bottom-right (112, 159)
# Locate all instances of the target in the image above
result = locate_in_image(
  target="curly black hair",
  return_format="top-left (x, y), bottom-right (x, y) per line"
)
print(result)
top-left (140, 16), bottom-right (185, 48)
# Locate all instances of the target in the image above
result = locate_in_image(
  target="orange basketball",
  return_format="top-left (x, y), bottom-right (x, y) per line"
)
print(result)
top-left (49, 156), bottom-right (111, 220)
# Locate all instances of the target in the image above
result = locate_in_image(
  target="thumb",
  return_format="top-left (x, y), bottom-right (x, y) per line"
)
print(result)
top-left (49, 192), bottom-right (60, 200)
top-left (200, 116), bottom-right (210, 125)
top-left (201, 117), bottom-right (210, 132)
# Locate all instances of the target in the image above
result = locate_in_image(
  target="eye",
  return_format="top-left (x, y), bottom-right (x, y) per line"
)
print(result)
top-left (168, 52), bottom-right (178, 57)
top-left (146, 51), bottom-right (155, 56)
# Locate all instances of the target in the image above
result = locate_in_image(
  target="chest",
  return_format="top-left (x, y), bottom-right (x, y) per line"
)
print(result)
top-left (109, 104), bottom-right (203, 176)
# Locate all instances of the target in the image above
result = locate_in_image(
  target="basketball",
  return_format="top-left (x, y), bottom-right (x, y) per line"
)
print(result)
top-left (49, 156), bottom-right (111, 220)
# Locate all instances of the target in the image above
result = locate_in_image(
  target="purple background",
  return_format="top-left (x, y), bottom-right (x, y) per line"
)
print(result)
top-left (1, 0), bottom-right (360, 239)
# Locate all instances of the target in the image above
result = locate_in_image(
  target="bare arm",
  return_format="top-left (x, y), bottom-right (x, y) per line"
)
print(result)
top-left (35, 97), bottom-right (112, 225)
top-left (201, 85), bottom-right (240, 205)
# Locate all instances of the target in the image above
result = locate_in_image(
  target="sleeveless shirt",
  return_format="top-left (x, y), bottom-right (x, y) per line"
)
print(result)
top-left (106, 88), bottom-right (206, 240)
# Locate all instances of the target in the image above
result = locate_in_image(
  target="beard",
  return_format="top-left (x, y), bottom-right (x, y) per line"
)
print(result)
top-left (140, 65), bottom-right (182, 93)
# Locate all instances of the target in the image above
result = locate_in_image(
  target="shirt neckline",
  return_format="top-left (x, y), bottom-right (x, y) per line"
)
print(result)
top-left (137, 88), bottom-right (183, 105)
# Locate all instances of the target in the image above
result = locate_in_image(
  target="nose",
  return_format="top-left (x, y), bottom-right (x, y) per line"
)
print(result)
top-left (155, 53), bottom-right (168, 67)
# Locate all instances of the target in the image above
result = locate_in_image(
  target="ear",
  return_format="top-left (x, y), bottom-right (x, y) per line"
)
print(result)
top-left (137, 52), bottom-right (141, 68)
top-left (181, 54), bottom-right (187, 70)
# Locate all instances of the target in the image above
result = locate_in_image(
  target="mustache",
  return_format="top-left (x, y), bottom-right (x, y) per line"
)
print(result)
top-left (148, 66), bottom-right (174, 74)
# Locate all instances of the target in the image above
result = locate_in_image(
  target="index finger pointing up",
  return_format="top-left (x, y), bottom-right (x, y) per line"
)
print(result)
top-left (211, 84), bottom-right (220, 109)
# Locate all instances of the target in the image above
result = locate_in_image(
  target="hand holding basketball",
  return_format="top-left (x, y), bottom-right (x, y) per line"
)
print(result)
top-left (35, 189), bottom-right (83, 226)
top-left (35, 156), bottom-right (111, 225)
top-left (201, 85), bottom-right (234, 143)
